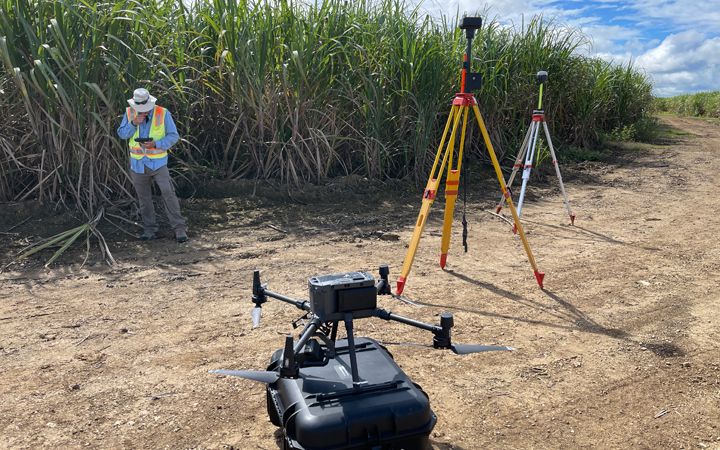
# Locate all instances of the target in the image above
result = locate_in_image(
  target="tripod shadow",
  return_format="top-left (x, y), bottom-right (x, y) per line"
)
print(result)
top-left (416, 269), bottom-right (684, 358)
top-left (443, 269), bottom-right (608, 329)
top-left (505, 217), bottom-right (663, 252)
top-left (518, 218), bottom-right (625, 245)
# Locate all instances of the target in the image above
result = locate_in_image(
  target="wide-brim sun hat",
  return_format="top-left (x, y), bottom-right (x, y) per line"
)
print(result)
top-left (127, 88), bottom-right (156, 113)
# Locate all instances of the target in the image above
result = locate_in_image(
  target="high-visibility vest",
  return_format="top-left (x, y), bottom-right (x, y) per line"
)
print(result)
top-left (127, 106), bottom-right (168, 160)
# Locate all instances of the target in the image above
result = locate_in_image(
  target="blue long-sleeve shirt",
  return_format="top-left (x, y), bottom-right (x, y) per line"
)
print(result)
top-left (117, 107), bottom-right (180, 174)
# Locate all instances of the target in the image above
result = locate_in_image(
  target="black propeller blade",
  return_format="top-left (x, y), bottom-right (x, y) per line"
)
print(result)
top-left (450, 343), bottom-right (514, 355)
top-left (209, 369), bottom-right (279, 384)
top-left (381, 341), bottom-right (514, 355)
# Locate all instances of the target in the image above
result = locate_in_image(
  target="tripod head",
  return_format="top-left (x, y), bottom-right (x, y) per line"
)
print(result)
top-left (536, 70), bottom-right (548, 110)
top-left (458, 16), bottom-right (483, 93)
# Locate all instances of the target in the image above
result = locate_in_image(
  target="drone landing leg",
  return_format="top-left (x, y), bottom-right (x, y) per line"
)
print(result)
top-left (344, 314), bottom-right (364, 387)
top-left (330, 321), bottom-right (339, 341)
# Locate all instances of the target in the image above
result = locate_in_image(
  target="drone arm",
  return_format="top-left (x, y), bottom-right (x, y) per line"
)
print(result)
top-left (293, 316), bottom-right (323, 354)
top-left (251, 270), bottom-right (311, 311)
top-left (262, 289), bottom-right (311, 312)
top-left (374, 310), bottom-right (457, 350)
top-left (373, 308), bottom-right (440, 334)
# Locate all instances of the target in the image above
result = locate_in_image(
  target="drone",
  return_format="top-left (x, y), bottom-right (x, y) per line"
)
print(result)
top-left (210, 264), bottom-right (513, 450)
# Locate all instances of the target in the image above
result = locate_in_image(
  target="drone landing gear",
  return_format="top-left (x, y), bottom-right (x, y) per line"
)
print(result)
top-left (211, 261), bottom-right (514, 449)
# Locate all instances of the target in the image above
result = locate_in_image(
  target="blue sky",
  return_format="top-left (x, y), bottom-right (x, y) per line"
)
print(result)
top-left (409, 0), bottom-right (720, 97)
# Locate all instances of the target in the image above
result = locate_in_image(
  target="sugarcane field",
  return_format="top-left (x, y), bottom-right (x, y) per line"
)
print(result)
top-left (1, 1), bottom-right (719, 449)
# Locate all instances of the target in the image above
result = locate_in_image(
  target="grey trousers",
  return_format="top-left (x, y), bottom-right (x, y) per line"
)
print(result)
top-left (130, 165), bottom-right (186, 234)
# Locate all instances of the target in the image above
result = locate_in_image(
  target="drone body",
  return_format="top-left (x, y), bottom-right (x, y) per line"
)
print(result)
top-left (211, 266), bottom-right (511, 449)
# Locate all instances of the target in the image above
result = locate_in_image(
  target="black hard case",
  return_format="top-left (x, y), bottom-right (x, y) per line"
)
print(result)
top-left (266, 337), bottom-right (436, 450)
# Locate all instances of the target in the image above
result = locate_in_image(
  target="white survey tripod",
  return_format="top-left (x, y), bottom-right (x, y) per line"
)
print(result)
top-left (496, 70), bottom-right (575, 226)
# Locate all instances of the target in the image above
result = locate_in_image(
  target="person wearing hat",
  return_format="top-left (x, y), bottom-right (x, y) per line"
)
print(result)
top-left (117, 88), bottom-right (188, 243)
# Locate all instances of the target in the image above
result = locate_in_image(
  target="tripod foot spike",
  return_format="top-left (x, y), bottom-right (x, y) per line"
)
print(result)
top-left (534, 270), bottom-right (545, 289)
top-left (570, 214), bottom-right (576, 226)
top-left (512, 224), bottom-right (517, 235)
top-left (440, 253), bottom-right (448, 269)
top-left (495, 206), bottom-right (502, 214)
top-left (396, 277), bottom-right (406, 295)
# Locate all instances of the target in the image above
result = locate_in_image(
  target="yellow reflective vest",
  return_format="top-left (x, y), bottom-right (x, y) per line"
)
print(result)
top-left (126, 106), bottom-right (168, 160)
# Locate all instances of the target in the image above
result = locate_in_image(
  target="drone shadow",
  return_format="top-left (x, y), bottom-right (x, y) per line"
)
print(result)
top-left (414, 269), bottom-right (683, 358)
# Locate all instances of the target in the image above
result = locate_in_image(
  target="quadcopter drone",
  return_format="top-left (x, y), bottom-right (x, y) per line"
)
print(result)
top-left (210, 264), bottom-right (513, 450)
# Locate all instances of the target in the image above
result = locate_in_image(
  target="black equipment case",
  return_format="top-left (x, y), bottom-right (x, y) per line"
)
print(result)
top-left (266, 337), bottom-right (436, 450)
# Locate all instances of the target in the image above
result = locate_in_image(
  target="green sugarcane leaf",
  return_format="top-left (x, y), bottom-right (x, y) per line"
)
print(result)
top-left (44, 225), bottom-right (88, 267)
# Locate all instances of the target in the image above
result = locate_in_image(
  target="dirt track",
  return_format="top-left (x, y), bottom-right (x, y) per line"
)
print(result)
top-left (1, 116), bottom-right (719, 449)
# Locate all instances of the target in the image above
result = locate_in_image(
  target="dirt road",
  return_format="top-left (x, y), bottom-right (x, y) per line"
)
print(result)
top-left (1, 116), bottom-right (719, 449)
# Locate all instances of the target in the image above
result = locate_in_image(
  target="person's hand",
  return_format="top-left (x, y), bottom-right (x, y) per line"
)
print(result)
top-left (140, 140), bottom-right (156, 149)
top-left (132, 112), bottom-right (148, 126)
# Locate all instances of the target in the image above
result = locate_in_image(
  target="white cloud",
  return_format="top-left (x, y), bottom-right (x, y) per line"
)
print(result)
top-left (408, 0), bottom-right (720, 95)
top-left (630, 0), bottom-right (720, 30)
top-left (636, 31), bottom-right (720, 96)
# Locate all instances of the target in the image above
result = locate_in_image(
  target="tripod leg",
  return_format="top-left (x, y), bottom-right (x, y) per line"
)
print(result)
top-left (472, 104), bottom-right (545, 289)
top-left (517, 120), bottom-right (540, 218)
top-left (543, 121), bottom-right (575, 225)
top-left (440, 105), bottom-right (470, 268)
top-left (397, 105), bottom-right (463, 295)
top-left (496, 124), bottom-right (532, 213)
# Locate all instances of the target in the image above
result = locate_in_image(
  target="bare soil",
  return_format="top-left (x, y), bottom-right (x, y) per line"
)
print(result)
top-left (1, 116), bottom-right (719, 450)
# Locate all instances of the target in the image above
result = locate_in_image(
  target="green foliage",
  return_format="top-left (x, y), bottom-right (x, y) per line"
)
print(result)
top-left (655, 91), bottom-right (720, 118)
top-left (0, 0), bottom-right (655, 210)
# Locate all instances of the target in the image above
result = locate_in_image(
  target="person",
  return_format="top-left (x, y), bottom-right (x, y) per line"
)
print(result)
top-left (117, 88), bottom-right (188, 243)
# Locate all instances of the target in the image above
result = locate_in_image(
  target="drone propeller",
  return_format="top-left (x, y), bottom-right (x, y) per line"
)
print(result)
top-left (381, 341), bottom-right (514, 355)
top-left (251, 306), bottom-right (262, 328)
top-left (450, 343), bottom-right (514, 355)
top-left (209, 369), bottom-right (279, 384)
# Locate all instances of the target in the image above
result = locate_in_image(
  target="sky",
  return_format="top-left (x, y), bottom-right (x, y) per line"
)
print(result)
top-left (409, 0), bottom-right (720, 97)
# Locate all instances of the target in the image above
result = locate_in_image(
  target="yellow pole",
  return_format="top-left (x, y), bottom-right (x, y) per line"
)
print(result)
top-left (439, 104), bottom-right (469, 269)
top-left (396, 105), bottom-right (464, 295)
top-left (471, 103), bottom-right (545, 288)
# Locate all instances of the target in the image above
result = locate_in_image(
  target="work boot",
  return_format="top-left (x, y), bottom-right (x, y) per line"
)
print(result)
top-left (139, 231), bottom-right (156, 241)
top-left (175, 230), bottom-right (188, 243)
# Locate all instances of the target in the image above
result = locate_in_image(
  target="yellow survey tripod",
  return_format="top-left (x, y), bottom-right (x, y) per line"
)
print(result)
top-left (396, 16), bottom-right (545, 295)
